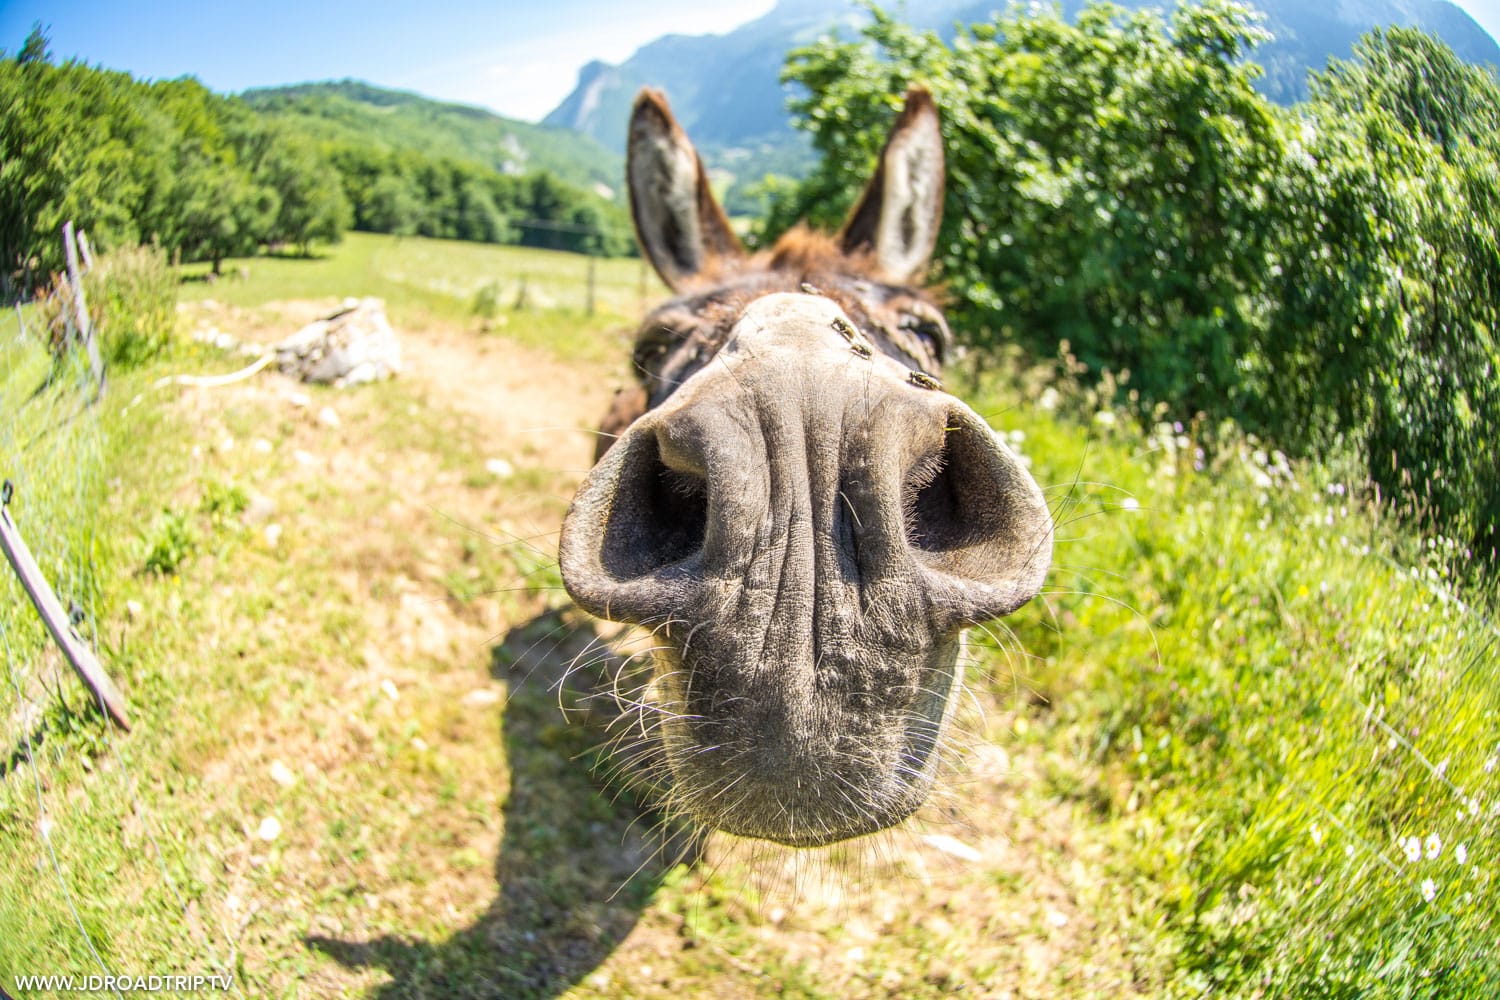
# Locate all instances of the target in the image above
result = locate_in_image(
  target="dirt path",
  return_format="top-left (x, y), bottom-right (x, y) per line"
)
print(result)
top-left (197, 296), bottom-right (615, 464)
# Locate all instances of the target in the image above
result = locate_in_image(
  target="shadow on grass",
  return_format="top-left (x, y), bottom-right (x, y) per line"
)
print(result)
top-left (308, 610), bottom-right (692, 998)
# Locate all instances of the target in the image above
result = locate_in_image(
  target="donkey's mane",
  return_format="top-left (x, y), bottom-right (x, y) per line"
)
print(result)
top-left (767, 226), bottom-right (869, 276)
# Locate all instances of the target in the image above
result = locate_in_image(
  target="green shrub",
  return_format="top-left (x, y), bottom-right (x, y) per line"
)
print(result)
top-left (140, 507), bottom-right (195, 576)
top-left (34, 242), bottom-right (178, 372)
top-left (776, 1), bottom-right (1500, 575)
top-left (90, 243), bottom-right (178, 368)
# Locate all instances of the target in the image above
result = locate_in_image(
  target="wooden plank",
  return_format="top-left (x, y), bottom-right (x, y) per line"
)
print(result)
top-left (0, 485), bottom-right (131, 731)
top-left (61, 221), bottom-right (104, 389)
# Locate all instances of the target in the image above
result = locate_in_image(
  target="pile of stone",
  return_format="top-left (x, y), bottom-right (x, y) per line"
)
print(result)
top-left (276, 298), bottom-right (402, 386)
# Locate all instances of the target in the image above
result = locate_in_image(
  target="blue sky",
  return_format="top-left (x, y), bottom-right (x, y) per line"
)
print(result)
top-left (0, 0), bottom-right (775, 121)
top-left (1, 0), bottom-right (1497, 123)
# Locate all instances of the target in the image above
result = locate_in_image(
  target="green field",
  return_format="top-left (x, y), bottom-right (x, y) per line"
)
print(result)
top-left (2, 232), bottom-right (1496, 998)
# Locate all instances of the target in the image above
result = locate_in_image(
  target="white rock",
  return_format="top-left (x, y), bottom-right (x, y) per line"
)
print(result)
top-left (276, 298), bottom-right (402, 386)
top-left (380, 679), bottom-right (400, 701)
top-left (318, 406), bottom-right (341, 429)
top-left (268, 760), bottom-right (296, 788)
top-left (484, 458), bottom-right (514, 478)
top-left (256, 816), bottom-right (282, 842)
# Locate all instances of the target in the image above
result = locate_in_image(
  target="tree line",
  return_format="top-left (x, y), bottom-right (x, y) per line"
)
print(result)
top-left (0, 28), bottom-right (632, 295)
top-left (773, 0), bottom-right (1500, 566)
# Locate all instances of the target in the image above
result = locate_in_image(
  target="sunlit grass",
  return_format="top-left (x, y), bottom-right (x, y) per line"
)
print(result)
top-left (177, 231), bottom-right (664, 365)
top-left (976, 364), bottom-right (1500, 996)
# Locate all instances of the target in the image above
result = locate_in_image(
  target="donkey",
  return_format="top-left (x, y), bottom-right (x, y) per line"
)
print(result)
top-left (559, 88), bottom-right (1053, 848)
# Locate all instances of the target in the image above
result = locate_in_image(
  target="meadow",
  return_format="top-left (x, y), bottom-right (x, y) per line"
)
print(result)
top-left (1, 232), bottom-right (1496, 998)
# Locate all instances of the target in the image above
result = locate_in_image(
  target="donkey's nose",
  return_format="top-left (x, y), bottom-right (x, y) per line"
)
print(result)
top-left (559, 296), bottom-right (1052, 631)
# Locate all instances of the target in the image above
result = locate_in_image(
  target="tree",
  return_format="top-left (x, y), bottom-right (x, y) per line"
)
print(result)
top-left (1295, 29), bottom-right (1500, 554)
top-left (251, 127), bottom-right (352, 253)
top-left (776, 1), bottom-right (1500, 562)
top-left (17, 22), bottom-right (50, 65)
top-left (778, 0), bottom-right (1281, 417)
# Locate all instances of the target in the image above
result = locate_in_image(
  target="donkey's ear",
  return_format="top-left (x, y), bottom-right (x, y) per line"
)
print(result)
top-left (838, 88), bottom-right (945, 284)
top-left (627, 89), bottom-right (744, 291)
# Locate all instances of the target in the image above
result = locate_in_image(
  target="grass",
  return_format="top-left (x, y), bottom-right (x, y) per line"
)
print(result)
top-left (178, 232), bottom-right (665, 367)
top-left (976, 367), bottom-right (1500, 996)
top-left (1, 232), bottom-right (1496, 997)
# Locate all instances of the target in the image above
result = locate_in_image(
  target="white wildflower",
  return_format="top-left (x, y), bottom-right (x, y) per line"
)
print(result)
top-left (1421, 878), bottom-right (1437, 903)
top-left (256, 816), bottom-right (282, 842)
top-left (1404, 836), bottom-right (1422, 863)
top-left (1426, 833), bottom-right (1442, 860)
top-left (1457, 843), bottom-right (1468, 865)
top-left (1120, 497), bottom-right (1140, 512)
top-left (1310, 822), bottom-right (1324, 846)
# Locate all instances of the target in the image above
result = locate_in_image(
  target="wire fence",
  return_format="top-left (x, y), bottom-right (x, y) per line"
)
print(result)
top-left (1, 262), bottom-right (242, 995)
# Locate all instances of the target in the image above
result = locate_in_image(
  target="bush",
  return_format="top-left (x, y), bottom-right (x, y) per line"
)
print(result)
top-left (34, 242), bottom-right (178, 372)
top-left (776, 2), bottom-right (1500, 576)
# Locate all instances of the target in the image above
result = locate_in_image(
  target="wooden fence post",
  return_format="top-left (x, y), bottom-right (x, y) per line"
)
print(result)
top-left (0, 480), bottom-right (132, 731)
top-left (62, 221), bottom-right (105, 390)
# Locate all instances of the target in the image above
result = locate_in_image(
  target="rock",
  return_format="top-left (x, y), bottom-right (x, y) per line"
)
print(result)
top-left (276, 298), bottom-right (402, 387)
top-left (484, 458), bottom-right (514, 478)
top-left (317, 406), bottom-right (341, 429)
top-left (244, 493), bottom-right (277, 523)
top-left (268, 760), bottom-right (296, 788)
top-left (256, 816), bottom-right (282, 842)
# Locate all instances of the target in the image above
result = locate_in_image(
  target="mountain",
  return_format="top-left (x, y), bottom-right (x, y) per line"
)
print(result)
top-left (244, 80), bottom-right (623, 196)
top-left (544, 0), bottom-right (1500, 157)
top-left (543, 1), bottom-right (866, 154)
top-left (1219, 0), bottom-right (1500, 102)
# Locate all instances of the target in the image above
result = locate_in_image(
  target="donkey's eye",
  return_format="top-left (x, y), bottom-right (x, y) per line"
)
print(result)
top-left (899, 311), bottom-right (948, 363)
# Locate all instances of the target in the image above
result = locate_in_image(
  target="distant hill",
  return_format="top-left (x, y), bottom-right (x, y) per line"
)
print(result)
top-left (544, 0), bottom-right (1500, 160)
top-left (244, 80), bottom-right (623, 197)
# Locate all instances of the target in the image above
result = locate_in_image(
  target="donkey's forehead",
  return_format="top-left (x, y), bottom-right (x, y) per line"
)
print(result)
top-left (636, 268), bottom-right (942, 345)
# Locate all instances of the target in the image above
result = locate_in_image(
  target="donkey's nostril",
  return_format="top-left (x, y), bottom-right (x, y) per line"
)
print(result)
top-left (597, 430), bottom-right (708, 581)
top-left (902, 411), bottom-right (1047, 589)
